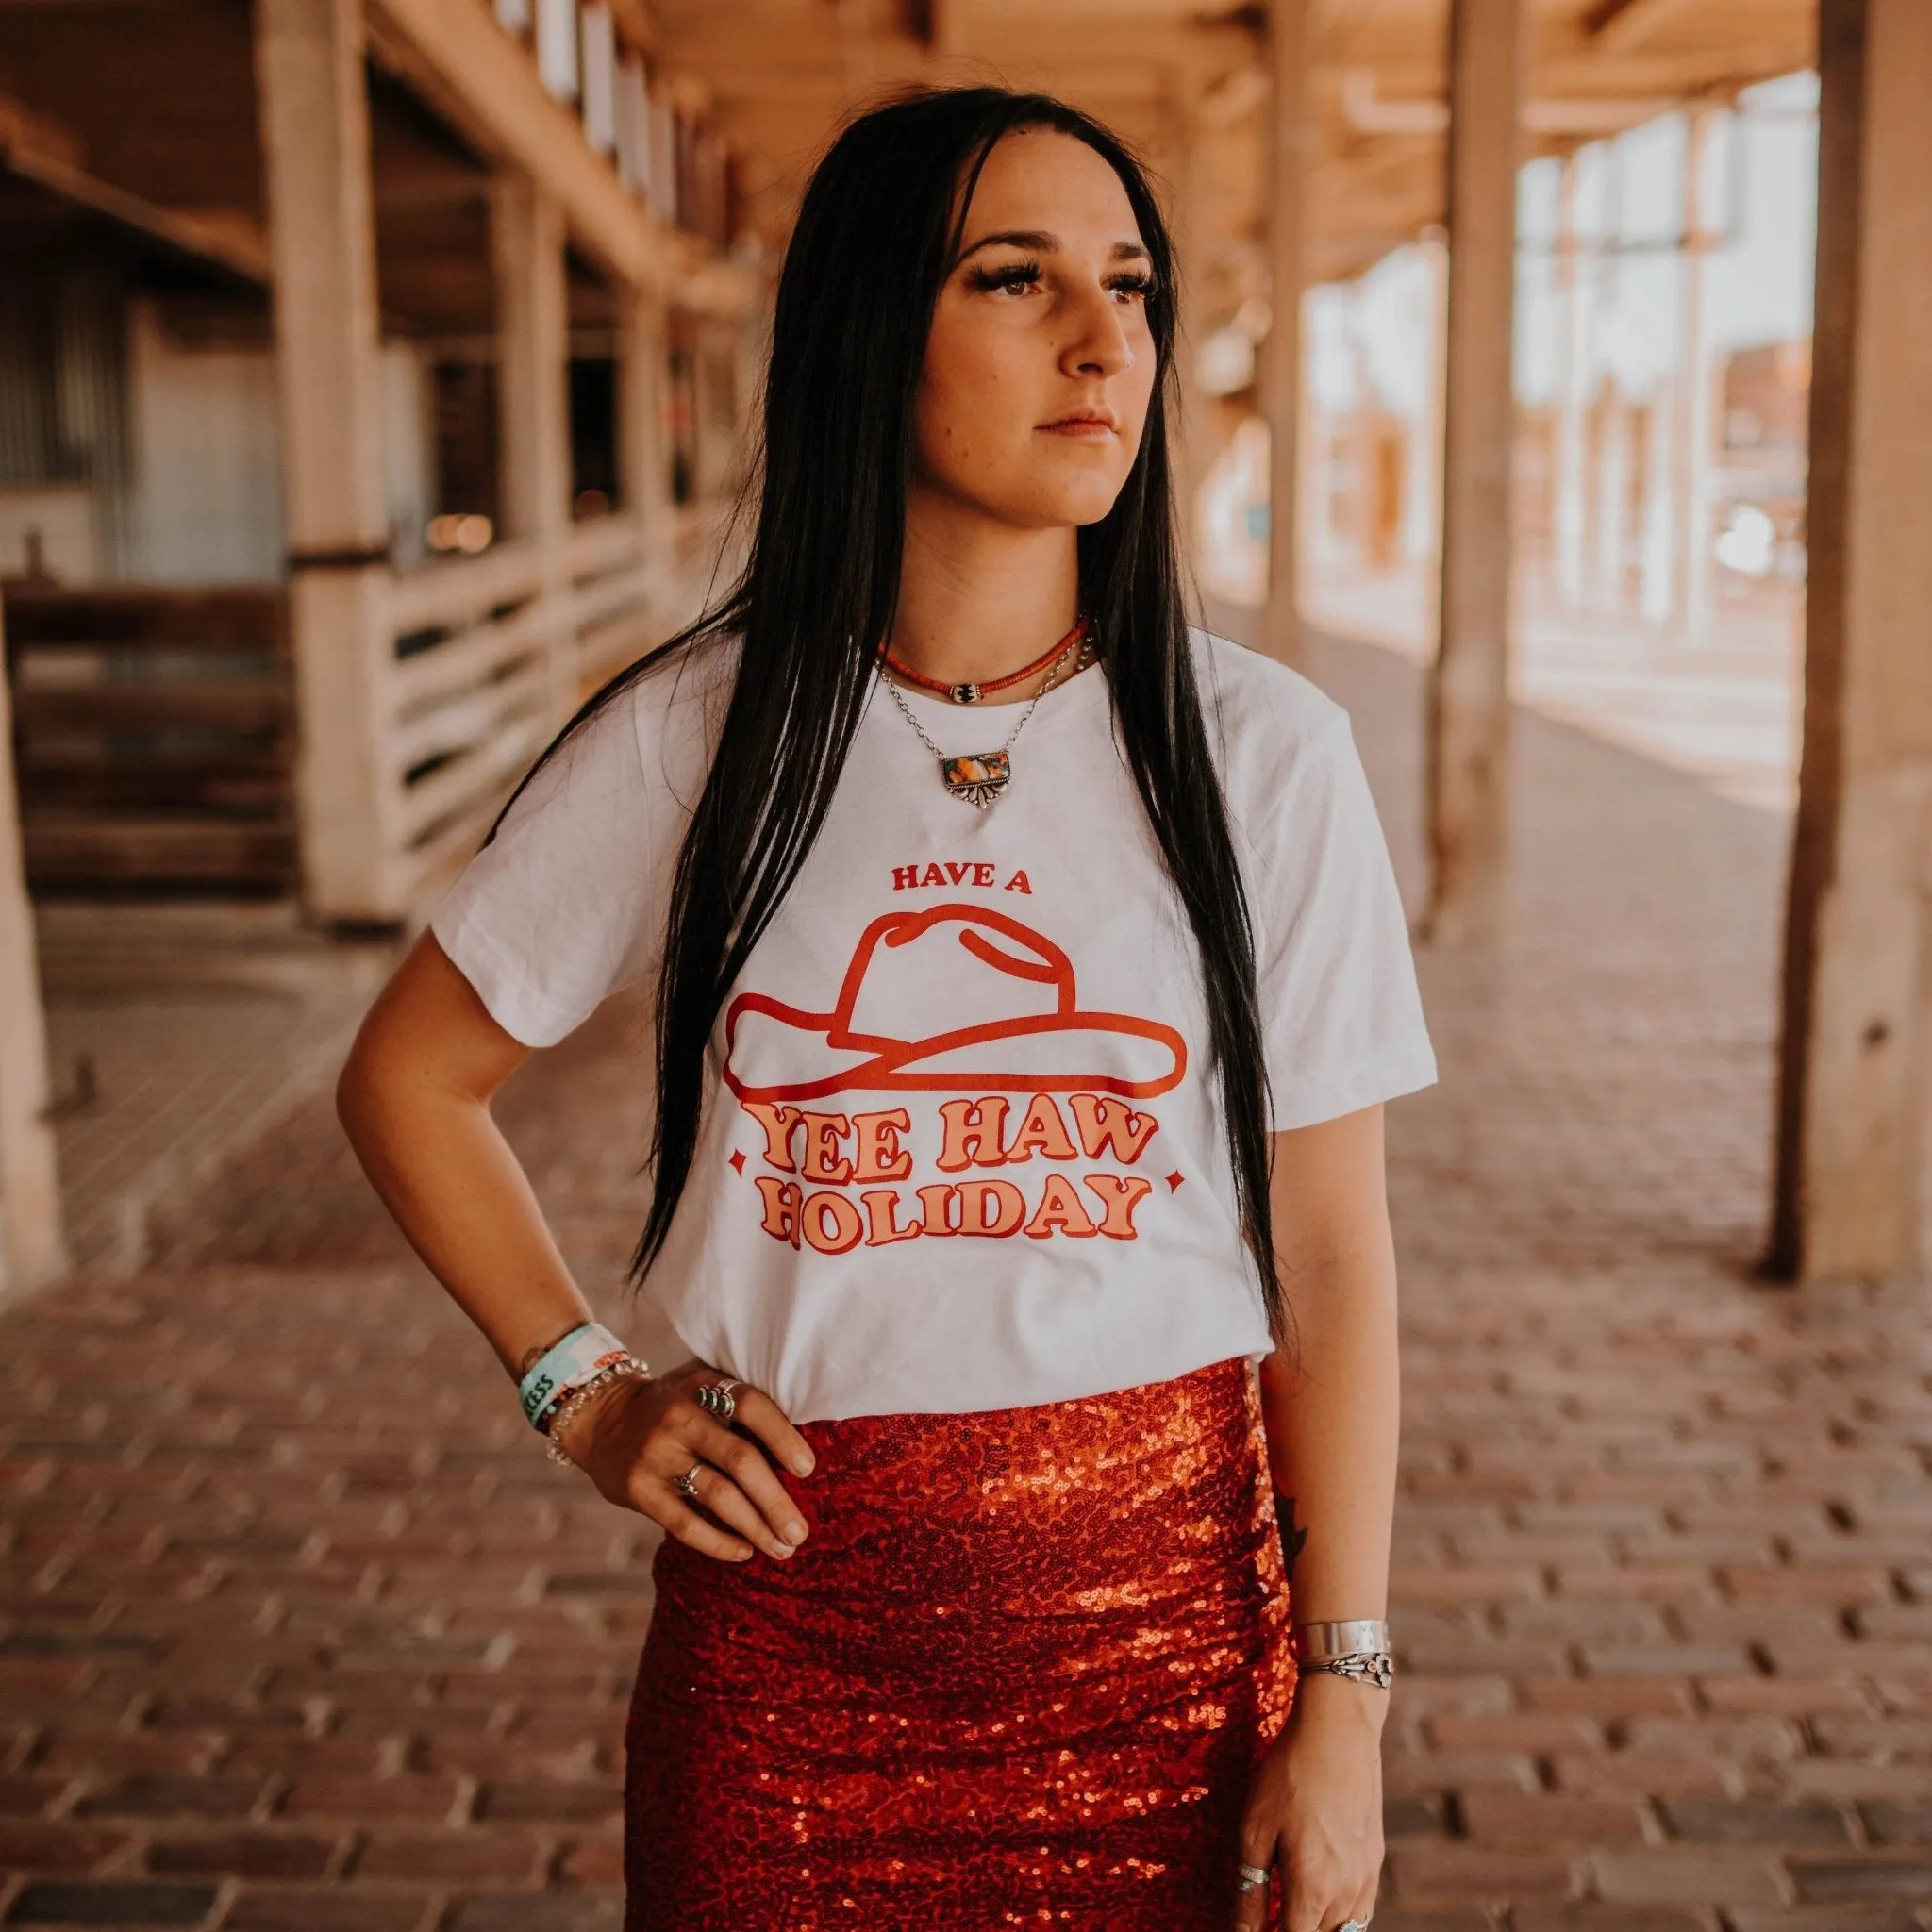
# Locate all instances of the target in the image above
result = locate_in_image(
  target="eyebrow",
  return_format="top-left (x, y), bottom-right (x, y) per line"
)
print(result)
top-left (957, 228), bottom-right (1152, 265)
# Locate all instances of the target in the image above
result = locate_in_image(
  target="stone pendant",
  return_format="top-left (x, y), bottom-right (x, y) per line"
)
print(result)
top-left (940, 750), bottom-right (1011, 808)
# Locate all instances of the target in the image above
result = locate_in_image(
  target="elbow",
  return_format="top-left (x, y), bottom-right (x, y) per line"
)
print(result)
top-left (334, 1014), bottom-right (385, 1152)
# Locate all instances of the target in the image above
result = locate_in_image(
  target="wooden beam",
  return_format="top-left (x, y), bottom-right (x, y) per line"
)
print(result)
top-left (0, 92), bottom-right (83, 173)
top-left (1585, 0), bottom-right (1700, 53)
top-left (1772, 0), bottom-right (1932, 1282)
top-left (368, 0), bottom-right (681, 294)
top-left (1423, 0), bottom-right (1524, 948)
top-left (0, 90), bottom-right (272, 280)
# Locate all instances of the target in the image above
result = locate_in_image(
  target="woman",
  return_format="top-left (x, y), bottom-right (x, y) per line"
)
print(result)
top-left (339, 87), bottom-right (1434, 1932)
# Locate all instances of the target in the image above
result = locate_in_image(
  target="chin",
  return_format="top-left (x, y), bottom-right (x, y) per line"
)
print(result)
top-left (986, 489), bottom-right (1125, 531)
top-left (1004, 471), bottom-right (1134, 530)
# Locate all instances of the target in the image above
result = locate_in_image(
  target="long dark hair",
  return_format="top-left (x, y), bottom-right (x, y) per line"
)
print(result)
top-left (491, 86), bottom-right (1284, 1336)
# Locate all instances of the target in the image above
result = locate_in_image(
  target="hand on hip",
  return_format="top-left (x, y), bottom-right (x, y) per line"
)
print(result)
top-left (553, 1359), bottom-right (816, 1564)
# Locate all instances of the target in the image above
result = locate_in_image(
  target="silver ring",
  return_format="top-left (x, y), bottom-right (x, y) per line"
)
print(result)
top-left (1335, 1920), bottom-right (1370, 1932)
top-left (674, 1461), bottom-right (705, 1501)
top-left (1237, 1860), bottom-right (1270, 1894)
top-left (695, 1379), bottom-right (740, 1424)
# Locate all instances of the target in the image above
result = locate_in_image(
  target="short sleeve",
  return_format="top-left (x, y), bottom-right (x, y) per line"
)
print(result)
top-left (1248, 713), bottom-right (1437, 1130)
top-left (428, 691), bottom-right (665, 1048)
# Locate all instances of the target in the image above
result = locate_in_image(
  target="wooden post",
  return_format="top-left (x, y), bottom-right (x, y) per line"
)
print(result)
top-left (1771, 0), bottom-right (1932, 1282)
top-left (1591, 381), bottom-right (1630, 608)
top-left (1170, 90), bottom-right (1219, 537)
top-left (1637, 391), bottom-right (1674, 622)
top-left (256, 0), bottom-right (398, 924)
top-left (1674, 107), bottom-right (1722, 643)
top-left (620, 281), bottom-right (671, 550)
top-left (1403, 231), bottom-right (1447, 569)
top-left (1553, 152), bottom-right (1591, 608)
top-left (1348, 287), bottom-right (1380, 568)
top-left (0, 589), bottom-right (67, 1300)
top-left (493, 173), bottom-right (572, 549)
top-left (491, 172), bottom-right (574, 717)
top-left (1261, 0), bottom-right (1309, 668)
top-left (1591, 146), bottom-right (1628, 610)
top-left (1423, 0), bottom-right (1524, 947)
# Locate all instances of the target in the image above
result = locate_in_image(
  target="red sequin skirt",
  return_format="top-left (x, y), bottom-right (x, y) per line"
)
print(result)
top-left (623, 1356), bottom-right (1294, 1930)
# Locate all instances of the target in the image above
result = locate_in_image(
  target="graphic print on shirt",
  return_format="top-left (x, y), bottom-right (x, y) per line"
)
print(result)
top-left (721, 904), bottom-right (1188, 1254)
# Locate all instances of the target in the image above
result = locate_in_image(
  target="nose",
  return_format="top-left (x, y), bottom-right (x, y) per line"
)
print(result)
top-left (1058, 280), bottom-right (1135, 382)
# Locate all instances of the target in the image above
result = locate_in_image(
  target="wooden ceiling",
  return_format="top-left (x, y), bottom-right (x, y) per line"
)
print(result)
top-left (0, 0), bottom-right (633, 339)
top-left (656, 0), bottom-right (1817, 289)
top-left (0, 0), bottom-right (1816, 336)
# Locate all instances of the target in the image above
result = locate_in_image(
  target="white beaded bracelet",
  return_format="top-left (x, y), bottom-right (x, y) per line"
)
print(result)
top-left (542, 1355), bottom-right (651, 1465)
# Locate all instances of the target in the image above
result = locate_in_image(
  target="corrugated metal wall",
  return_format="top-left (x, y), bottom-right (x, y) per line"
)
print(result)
top-left (0, 265), bottom-right (132, 575)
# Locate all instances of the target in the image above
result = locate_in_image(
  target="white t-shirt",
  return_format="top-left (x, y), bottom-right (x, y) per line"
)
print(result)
top-left (430, 629), bottom-right (1436, 1423)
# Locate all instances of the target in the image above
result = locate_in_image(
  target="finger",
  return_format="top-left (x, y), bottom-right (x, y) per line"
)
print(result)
top-left (644, 1407), bottom-right (806, 1557)
top-left (1282, 1874), bottom-right (1341, 1932)
top-left (1231, 1868), bottom-right (1269, 1932)
top-left (683, 1412), bottom-right (810, 1549)
top-left (1343, 1872), bottom-right (1380, 1931)
top-left (1272, 1848), bottom-right (1311, 1932)
top-left (727, 1383), bottom-right (817, 1477)
top-left (631, 1481), bottom-right (754, 1563)
top-left (1312, 1844), bottom-right (1380, 1932)
top-left (680, 1459), bottom-right (802, 1561)
top-left (1235, 1818), bottom-right (1274, 1932)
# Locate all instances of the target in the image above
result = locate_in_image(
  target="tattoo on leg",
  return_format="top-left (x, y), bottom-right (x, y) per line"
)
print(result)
top-left (1274, 1492), bottom-right (1307, 1581)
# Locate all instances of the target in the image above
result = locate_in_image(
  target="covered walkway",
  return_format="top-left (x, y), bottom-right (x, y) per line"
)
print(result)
top-left (3, 632), bottom-right (1926, 1932)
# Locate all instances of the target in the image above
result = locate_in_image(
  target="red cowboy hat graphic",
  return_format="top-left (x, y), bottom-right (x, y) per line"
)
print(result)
top-left (722, 904), bottom-right (1188, 1105)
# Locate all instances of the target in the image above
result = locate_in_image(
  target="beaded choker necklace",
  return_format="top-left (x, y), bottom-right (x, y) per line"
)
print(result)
top-left (881, 624), bottom-right (1091, 809)
top-left (880, 617), bottom-right (1089, 707)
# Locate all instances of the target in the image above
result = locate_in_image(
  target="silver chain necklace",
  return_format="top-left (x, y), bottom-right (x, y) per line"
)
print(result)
top-left (881, 632), bottom-right (1089, 808)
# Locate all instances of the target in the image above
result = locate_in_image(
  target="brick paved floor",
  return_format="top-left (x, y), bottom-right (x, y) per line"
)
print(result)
top-left (34, 905), bottom-right (397, 1278)
top-left (3, 633), bottom-right (1928, 1930)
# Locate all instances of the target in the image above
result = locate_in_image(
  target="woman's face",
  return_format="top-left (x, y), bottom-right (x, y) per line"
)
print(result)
top-left (912, 127), bottom-right (1160, 532)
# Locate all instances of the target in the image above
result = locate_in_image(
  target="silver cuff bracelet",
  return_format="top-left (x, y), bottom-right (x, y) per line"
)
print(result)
top-left (1291, 1619), bottom-right (1391, 1662)
top-left (1299, 1650), bottom-right (1395, 1690)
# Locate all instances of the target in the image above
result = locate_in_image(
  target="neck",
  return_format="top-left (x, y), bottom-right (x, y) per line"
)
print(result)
top-left (890, 483), bottom-right (1080, 693)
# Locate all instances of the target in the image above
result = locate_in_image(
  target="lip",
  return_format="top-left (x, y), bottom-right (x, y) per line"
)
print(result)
top-left (1037, 411), bottom-right (1119, 439)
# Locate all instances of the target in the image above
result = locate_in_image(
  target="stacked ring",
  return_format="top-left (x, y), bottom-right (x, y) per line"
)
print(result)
top-left (696, 1379), bottom-right (741, 1424)
top-left (1237, 1860), bottom-right (1270, 1894)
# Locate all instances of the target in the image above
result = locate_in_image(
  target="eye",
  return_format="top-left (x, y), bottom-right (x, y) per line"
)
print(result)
top-left (1107, 270), bottom-right (1157, 304)
top-left (966, 259), bottom-right (1041, 296)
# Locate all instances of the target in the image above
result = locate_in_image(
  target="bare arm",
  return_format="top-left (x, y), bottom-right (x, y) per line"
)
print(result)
top-left (336, 929), bottom-right (585, 1375)
top-left (336, 931), bottom-right (814, 1561)
top-left (1238, 1102), bottom-right (1399, 1932)
top-left (1260, 1101), bottom-right (1398, 1629)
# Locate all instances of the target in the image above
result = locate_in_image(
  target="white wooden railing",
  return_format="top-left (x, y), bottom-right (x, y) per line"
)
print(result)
top-left (374, 508), bottom-right (716, 912)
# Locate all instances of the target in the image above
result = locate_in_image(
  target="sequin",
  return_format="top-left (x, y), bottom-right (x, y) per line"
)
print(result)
top-left (624, 1357), bottom-right (1294, 1929)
